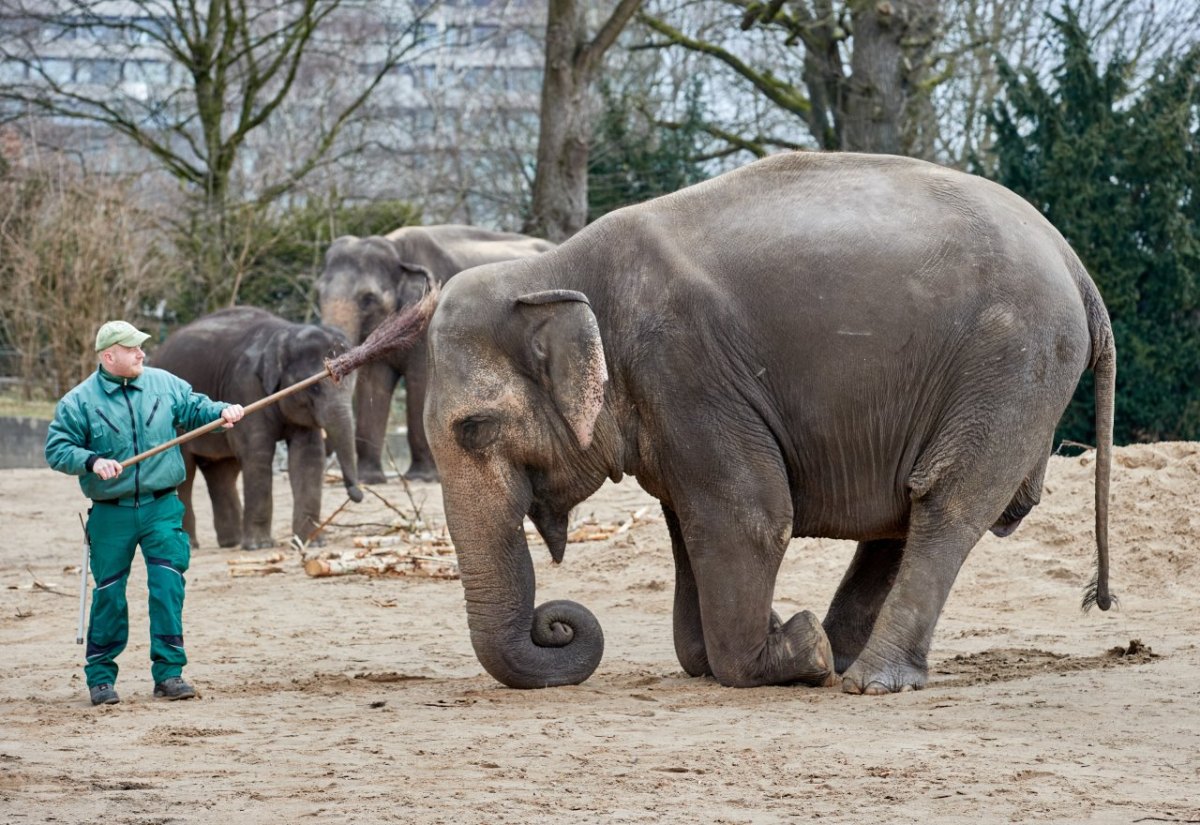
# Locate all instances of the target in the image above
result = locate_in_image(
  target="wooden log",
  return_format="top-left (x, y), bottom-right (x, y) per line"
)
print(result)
top-left (303, 553), bottom-right (459, 579)
top-left (354, 535), bottom-right (407, 549)
top-left (568, 528), bottom-right (615, 542)
top-left (228, 565), bottom-right (285, 577)
top-left (227, 552), bottom-right (286, 566)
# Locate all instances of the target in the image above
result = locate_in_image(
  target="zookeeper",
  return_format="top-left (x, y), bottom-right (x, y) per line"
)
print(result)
top-left (45, 320), bottom-right (245, 706)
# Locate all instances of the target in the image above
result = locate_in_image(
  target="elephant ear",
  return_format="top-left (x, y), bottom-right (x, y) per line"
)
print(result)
top-left (396, 262), bottom-right (436, 308)
top-left (516, 290), bottom-right (607, 450)
top-left (257, 331), bottom-right (287, 395)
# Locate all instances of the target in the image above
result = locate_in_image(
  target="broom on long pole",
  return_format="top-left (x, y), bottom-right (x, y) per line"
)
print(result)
top-left (120, 275), bottom-right (439, 470)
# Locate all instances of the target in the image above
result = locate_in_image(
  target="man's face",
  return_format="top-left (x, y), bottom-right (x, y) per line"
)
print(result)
top-left (103, 344), bottom-right (145, 379)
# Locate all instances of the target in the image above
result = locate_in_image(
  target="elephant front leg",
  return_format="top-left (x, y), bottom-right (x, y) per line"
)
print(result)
top-left (239, 445), bottom-right (276, 550)
top-left (287, 429), bottom-right (325, 546)
top-left (663, 506), bottom-right (709, 677)
top-left (402, 346), bottom-right (438, 482)
top-left (200, 458), bottom-right (243, 548)
top-left (354, 361), bottom-right (400, 485)
top-left (681, 500), bottom-right (834, 689)
top-left (823, 538), bottom-right (905, 674)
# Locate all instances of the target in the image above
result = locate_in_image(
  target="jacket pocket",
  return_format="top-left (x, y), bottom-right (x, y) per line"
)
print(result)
top-left (89, 421), bottom-right (114, 456)
top-left (95, 410), bottom-right (120, 435)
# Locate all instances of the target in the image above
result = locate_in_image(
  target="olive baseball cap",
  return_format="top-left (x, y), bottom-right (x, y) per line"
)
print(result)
top-left (95, 320), bottom-right (151, 352)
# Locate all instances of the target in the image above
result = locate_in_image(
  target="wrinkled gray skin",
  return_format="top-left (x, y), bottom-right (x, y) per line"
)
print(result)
top-left (317, 225), bottom-right (555, 483)
top-left (153, 307), bottom-right (363, 550)
top-left (424, 152), bottom-right (1116, 693)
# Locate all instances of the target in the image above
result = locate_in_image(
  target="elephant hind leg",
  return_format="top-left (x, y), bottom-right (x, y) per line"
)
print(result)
top-left (840, 510), bottom-right (988, 695)
top-left (200, 458), bottom-right (243, 549)
top-left (841, 436), bottom-right (1039, 694)
top-left (823, 538), bottom-right (905, 675)
top-left (179, 451), bottom-right (200, 547)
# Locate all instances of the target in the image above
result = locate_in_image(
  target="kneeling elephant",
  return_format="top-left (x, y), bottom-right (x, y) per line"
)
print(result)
top-left (421, 151), bottom-right (1116, 694)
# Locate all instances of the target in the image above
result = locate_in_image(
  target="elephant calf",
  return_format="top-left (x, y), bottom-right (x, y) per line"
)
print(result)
top-left (422, 151), bottom-right (1115, 694)
top-left (153, 307), bottom-right (362, 550)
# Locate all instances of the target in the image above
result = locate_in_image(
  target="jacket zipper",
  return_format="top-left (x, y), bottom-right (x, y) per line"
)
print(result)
top-left (121, 385), bottom-right (141, 505)
top-left (146, 398), bottom-right (161, 426)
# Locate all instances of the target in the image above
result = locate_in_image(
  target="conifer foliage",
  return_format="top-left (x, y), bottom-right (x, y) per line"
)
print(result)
top-left (987, 8), bottom-right (1200, 444)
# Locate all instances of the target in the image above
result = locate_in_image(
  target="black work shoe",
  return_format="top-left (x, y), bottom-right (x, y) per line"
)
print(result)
top-left (153, 677), bottom-right (197, 701)
top-left (89, 684), bottom-right (119, 705)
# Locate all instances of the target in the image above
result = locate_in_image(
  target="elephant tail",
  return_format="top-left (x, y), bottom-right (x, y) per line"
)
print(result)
top-left (1081, 276), bottom-right (1116, 613)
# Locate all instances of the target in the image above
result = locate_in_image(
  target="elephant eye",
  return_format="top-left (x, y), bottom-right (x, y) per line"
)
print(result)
top-left (455, 415), bottom-right (499, 452)
top-left (357, 292), bottom-right (379, 309)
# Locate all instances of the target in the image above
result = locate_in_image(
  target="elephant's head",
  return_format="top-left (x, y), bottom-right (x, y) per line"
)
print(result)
top-left (424, 265), bottom-right (618, 689)
top-left (317, 235), bottom-right (431, 346)
top-left (260, 324), bottom-right (364, 503)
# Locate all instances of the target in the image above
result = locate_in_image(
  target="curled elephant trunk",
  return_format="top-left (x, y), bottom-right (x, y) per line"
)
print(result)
top-left (446, 486), bottom-right (604, 689)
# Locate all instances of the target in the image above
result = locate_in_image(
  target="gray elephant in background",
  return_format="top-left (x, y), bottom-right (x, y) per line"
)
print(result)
top-left (421, 152), bottom-right (1115, 693)
top-left (153, 307), bottom-right (363, 550)
top-left (317, 224), bottom-right (555, 484)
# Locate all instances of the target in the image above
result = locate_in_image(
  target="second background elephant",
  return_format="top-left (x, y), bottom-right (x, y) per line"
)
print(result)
top-left (317, 224), bottom-right (554, 483)
top-left (153, 307), bottom-right (363, 550)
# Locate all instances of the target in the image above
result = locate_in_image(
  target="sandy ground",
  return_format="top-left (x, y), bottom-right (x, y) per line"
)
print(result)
top-left (1, 441), bottom-right (1198, 824)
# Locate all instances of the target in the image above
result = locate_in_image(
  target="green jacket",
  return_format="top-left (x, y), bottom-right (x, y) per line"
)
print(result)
top-left (45, 365), bottom-right (228, 504)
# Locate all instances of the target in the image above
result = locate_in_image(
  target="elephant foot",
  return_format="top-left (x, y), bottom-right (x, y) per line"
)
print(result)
top-left (241, 534), bottom-right (278, 551)
top-left (673, 626), bottom-right (712, 678)
top-left (216, 536), bottom-right (241, 549)
top-left (840, 650), bottom-right (927, 695)
top-left (765, 610), bottom-right (836, 688)
top-left (403, 464), bottom-right (439, 483)
top-left (823, 620), bottom-right (873, 675)
top-left (358, 464), bottom-right (388, 485)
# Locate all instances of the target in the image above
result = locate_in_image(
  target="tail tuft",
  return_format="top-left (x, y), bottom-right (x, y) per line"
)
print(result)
top-left (1081, 575), bottom-right (1117, 613)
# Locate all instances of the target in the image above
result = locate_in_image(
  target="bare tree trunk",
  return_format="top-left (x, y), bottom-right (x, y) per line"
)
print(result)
top-left (841, 0), bottom-right (941, 154)
top-left (524, 0), bottom-right (644, 242)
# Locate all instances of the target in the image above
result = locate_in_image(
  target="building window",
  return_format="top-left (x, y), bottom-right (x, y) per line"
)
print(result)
top-left (76, 59), bottom-right (121, 85)
top-left (40, 58), bottom-right (74, 85)
top-left (124, 60), bottom-right (170, 85)
top-left (0, 61), bottom-right (27, 83)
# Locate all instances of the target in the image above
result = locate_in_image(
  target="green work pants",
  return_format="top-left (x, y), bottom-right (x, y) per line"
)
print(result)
top-left (84, 493), bottom-right (190, 687)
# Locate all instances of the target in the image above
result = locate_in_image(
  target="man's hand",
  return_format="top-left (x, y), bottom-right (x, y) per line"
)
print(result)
top-left (221, 404), bottom-right (245, 428)
top-left (93, 458), bottom-right (123, 480)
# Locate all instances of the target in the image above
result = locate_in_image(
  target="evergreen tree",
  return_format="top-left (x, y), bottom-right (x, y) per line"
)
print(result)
top-left (230, 199), bottom-right (421, 324)
top-left (587, 81), bottom-right (710, 221)
top-left (987, 8), bottom-right (1200, 444)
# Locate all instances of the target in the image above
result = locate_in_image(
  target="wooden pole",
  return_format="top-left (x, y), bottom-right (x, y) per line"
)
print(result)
top-left (119, 367), bottom-right (332, 469)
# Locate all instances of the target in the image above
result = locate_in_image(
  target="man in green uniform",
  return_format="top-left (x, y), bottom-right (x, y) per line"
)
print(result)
top-left (46, 320), bottom-right (245, 706)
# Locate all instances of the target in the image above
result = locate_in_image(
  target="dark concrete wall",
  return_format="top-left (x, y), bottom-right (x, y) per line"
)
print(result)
top-left (0, 416), bottom-right (50, 469)
top-left (1, 418), bottom-right (413, 473)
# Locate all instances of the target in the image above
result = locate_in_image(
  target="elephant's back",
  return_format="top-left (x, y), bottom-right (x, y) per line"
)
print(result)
top-left (153, 307), bottom-right (285, 391)
top-left (573, 153), bottom-right (1095, 537)
top-left (390, 224), bottom-right (555, 279)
